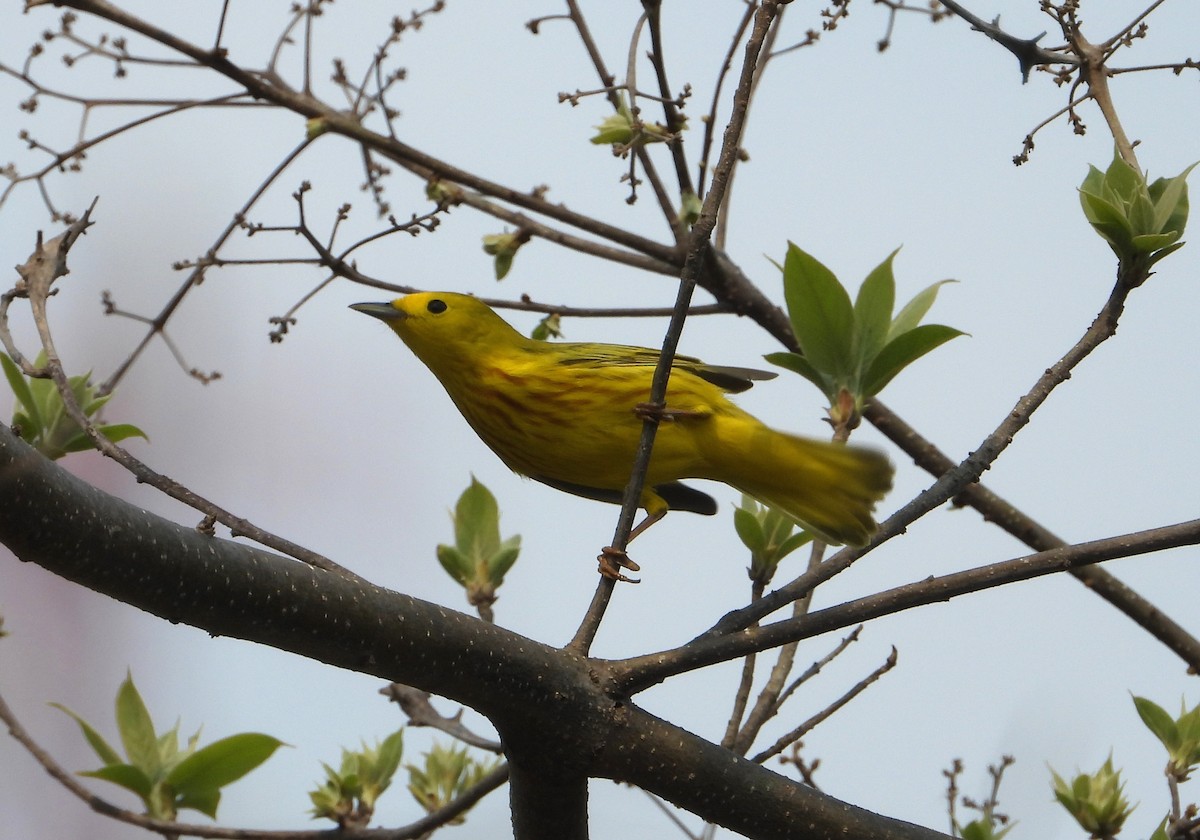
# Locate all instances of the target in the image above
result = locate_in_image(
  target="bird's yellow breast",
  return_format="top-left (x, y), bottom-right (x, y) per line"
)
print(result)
top-left (435, 350), bottom-right (730, 491)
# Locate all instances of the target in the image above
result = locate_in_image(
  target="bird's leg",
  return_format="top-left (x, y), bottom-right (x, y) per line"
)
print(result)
top-left (597, 509), bottom-right (666, 583)
top-left (633, 402), bottom-right (708, 422)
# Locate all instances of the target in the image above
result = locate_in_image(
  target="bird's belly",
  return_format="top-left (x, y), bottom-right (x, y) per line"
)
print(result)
top-left (453, 380), bottom-right (707, 490)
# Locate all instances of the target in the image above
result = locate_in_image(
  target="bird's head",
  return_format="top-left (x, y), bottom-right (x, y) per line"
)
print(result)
top-left (351, 292), bottom-right (520, 369)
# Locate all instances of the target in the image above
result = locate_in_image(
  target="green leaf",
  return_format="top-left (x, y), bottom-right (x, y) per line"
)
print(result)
top-left (1131, 231), bottom-right (1180, 254)
top-left (1, 353), bottom-right (42, 435)
top-left (80, 763), bottom-right (154, 798)
top-left (368, 730), bottom-right (405, 788)
top-left (435, 545), bottom-right (471, 585)
top-left (590, 110), bottom-right (635, 146)
top-left (889, 280), bottom-right (956, 342)
top-left (776, 530), bottom-right (814, 561)
top-left (763, 351), bottom-right (831, 398)
top-left (155, 721), bottom-right (182, 769)
top-left (115, 674), bottom-right (160, 777)
top-left (454, 477), bottom-right (501, 559)
top-left (97, 423), bottom-right (149, 446)
top-left (1145, 241), bottom-right (1185, 268)
top-left (1104, 152), bottom-right (1142, 199)
top-left (733, 505), bottom-right (765, 552)
top-left (853, 249), bottom-right (898, 370)
top-left (488, 538), bottom-right (521, 584)
top-left (862, 323), bottom-right (966, 396)
top-left (1079, 164), bottom-right (1105, 199)
top-left (1130, 191), bottom-right (1158, 237)
top-left (762, 507), bottom-right (794, 549)
top-left (493, 251), bottom-right (514, 281)
top-left (1149, 164), bottom-right (1194, 235)
top-left (1080, 191), bottom-right (1135, 254)
top-left (782, 243), bottom-right (854, 382)
top-left (168, 733), bottom-right (285, 793)
top-left (50, 702), bottom-right (124, 766)
top-left (175, 786), bottom-right (221, 819)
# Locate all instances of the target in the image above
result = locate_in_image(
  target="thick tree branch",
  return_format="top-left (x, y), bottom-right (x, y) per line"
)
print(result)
top-left (0, 425), bottom-right (949, 840)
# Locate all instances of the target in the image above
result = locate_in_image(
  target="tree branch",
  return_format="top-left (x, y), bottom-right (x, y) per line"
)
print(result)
top-left (0, 424), bottom-right (951, 839)
top-left (614, 517), bottom-right (1200, 691)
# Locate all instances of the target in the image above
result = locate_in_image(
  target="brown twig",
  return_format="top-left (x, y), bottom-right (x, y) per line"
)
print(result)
top-left (748, 646), bottom-right (897, 764)
top-left (378, 684), bottom-right (502, 753)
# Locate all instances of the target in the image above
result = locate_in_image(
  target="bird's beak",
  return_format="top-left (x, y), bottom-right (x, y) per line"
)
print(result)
top-left (349, 302), bottom-right (406, 322)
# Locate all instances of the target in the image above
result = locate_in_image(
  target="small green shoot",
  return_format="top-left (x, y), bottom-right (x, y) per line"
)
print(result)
top-left (309, 730), bottom-right (404, 829)
top-left (406, 742), bottom-right (499, 823)
top-left (732, 495), bottom-right (812, 587)
top-left (1079, 152), bottom-right (1194, 287)
top-left (436, 477), bottom-right (521, 619)
top-left (1050, 754), bottom-right (1135, 838)
top-left (2, 352), bottom-right (146, 460)
top-left (52, 673), bottom-right (284, 821)
top-left (1133, 695), bottom-right (1200, 782)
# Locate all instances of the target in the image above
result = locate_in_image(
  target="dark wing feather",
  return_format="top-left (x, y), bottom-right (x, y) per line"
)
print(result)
top-left (535, 476), bottom-right (718, 516)
top-left (554, 344), bottom-right (776, 393)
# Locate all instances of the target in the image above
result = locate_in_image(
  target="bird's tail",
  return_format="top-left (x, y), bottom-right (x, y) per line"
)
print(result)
top-left (700, 415), bottom-right (893, 547)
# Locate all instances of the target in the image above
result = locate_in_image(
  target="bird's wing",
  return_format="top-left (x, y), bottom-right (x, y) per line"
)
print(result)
top-left (554, 343), bottom-right (776, 394)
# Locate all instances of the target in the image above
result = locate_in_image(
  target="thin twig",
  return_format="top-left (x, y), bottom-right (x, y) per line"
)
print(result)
top-left (748, 646), bottom-right (897, 764)
top-left (379, 685), bottom-right (502, 753)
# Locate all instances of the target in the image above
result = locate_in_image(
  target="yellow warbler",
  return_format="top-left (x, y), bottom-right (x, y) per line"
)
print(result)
top-left (352, 293), bottom-right (892, 568)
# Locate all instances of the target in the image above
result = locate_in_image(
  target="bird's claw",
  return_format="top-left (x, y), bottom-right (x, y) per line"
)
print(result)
top-left (633, 402), bottom-right (706, 423)
top-left (598, 546), bottom-right (641, 584)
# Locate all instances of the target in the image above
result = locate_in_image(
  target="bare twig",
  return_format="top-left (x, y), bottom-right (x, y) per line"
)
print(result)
top-left (748, 646), bottom-right (897, 764)
top-left (378, 684), bottom-right (502, 753)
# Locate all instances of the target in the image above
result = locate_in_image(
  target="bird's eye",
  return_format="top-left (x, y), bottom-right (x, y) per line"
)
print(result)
top-left (427, 298), bottom-right (447, 314)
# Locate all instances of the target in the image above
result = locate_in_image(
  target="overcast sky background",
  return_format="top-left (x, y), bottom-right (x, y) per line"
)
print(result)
top-left (2, 2), bottom-right (1199, 839)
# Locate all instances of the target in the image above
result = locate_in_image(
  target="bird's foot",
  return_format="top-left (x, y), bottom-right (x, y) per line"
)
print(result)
top-left (633, 402), bottom-right (707, 423)
top-left (598, 546), bottom-right (641, 584)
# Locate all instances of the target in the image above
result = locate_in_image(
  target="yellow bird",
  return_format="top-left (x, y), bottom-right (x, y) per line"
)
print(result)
top-left (352, 292), bottom-right (892, 577)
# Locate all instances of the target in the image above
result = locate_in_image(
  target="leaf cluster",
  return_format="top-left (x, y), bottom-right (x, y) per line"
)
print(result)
top-left (766, 244), bottom-right (962, 427)
top-left (1134, 695), bottom-right (1200, 782)
top-left (589, 97), bottom-right (678, 152)
top-left (53, 674), bottom-right (283, 821)
top-left (406, 742), bottom-right (499, 823)
top-left (309, 730), bottom-right (404, 829)
top-left (732, 495), bottom-right (812, 586)
top-left (1079, 152), bottom-right (1194, 287)
top-left (1050, 755), bottom-right (1135, 838)
top-left (436, 477), bottom-right (521, 610)
top-left (2, 352), bottom-right (145, 460)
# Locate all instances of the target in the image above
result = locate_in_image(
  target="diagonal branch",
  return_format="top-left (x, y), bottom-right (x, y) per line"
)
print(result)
top-left (614, 517), bottom-right (1200, 691)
